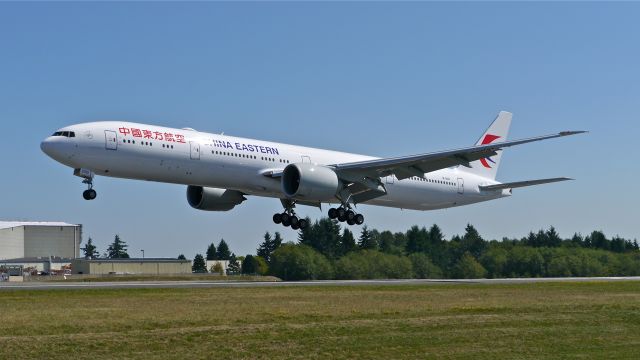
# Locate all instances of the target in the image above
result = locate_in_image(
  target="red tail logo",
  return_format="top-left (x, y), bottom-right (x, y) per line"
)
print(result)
top-left (479, 134), bottom-right (501, 168)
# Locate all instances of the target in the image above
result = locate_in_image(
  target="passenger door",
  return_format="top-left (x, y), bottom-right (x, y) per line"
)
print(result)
top-left (105, 130), bottom-right (117, 150)
top-left (190, 141), bottom-right (200, 160)
top-left (457, 178), bottom-right (464, 194)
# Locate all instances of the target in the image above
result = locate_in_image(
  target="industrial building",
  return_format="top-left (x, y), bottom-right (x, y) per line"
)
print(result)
top-left (0, 257), bottom-right (73, 273)
top-left (0, 221), bottom-right (82, 260)
top-left (71, 258), bottom-right (192, 275)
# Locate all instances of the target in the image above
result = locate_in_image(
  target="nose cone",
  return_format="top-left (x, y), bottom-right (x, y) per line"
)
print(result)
top-left (40, 137), bottom-right (55, 157)
top-left (41, 136), bottom-right (74, 162)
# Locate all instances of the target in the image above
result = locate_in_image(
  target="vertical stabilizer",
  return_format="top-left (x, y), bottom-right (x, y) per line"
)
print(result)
top-left (465, 111), bottom-right (512, 180)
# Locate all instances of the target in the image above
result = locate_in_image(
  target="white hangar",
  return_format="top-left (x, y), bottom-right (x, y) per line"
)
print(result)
top-left (0, 221), bottom-right (82, 260)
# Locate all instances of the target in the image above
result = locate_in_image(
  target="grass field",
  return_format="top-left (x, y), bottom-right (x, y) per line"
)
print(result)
top-left (1, 281), bottom-right (639, 359)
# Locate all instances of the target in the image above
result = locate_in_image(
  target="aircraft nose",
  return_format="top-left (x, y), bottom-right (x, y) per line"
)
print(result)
top-left (40, 136), bottom-right (71, 161)
top-left (40, 137), bottom-right (54, 157)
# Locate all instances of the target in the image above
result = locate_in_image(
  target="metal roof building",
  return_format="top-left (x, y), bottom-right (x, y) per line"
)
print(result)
top-left (0, 221), bottom-right (82, 260)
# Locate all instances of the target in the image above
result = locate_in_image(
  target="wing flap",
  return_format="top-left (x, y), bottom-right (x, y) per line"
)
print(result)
top-left (479, 177), bottom-right (573, 191)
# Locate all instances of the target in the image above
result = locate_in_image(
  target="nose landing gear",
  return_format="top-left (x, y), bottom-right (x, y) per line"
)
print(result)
top-left (82, 188), bottom-right (97, 200)
top-left (75, 168), bottom-right (97, 201)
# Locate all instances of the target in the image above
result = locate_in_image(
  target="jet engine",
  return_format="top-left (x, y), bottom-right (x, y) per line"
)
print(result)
top-left (281, 163), bottom-right (341, 201)
top-left (186, 186), bottom-right (246, 211)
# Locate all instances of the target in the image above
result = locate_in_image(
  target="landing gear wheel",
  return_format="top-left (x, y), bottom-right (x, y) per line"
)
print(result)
top-left (328, 208), bottom-right (338, 219)
top-left (290, 216), bottom-right (299, 227)
top-left (273, 213), bottom-right (283, 224)
top-left (346, 210), bottom-right (356, 221)
top-left (355, 213), bottom-right (365, 225)
top-left (281, 213), bottom-right (290, 224)
top-left (291, 222), bottom-right (300, 230)
top-left (82, 189), bottom-right (97, 200)
top-left (298, 218), bottom-right (309, 229)
top-left (347, 218), bottom-right (356, 226)
top-left (337, 207), bottom-right (346, 219)
top-left (338, 213), bottom-right (347, 222)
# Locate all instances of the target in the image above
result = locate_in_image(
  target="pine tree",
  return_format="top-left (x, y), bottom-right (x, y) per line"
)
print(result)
top-left (405, 226), bottom-right (428, 253)
top-left (257, 232), bottom-right (273, 261)
top-left (206, 243), bottom-right (217, 260)
top-left (227, 253), bottom-right (240, 274)
top-left (177, 254), bottom-right (186, 260)
top-left (546, 226), bottom-right (562, 247)
top-left (107, 235), bottom-right (129, 259)
top-left (341, 228), bottom-right (357, 254)
top-left (428, 224), bottom-right (444, 245)
top-left (257, 231), bottom-right (283, 263)
top-left (216, 239), bottom-right (231, 260)
top-left (192, 254), bottom-right (207, 273)
top-left (460, 224), bottom-right (485, 258)
top-left (81, 237), bottom-right (99, 259)
top-left (272, 232), bottom-right (283, 250)
top-left (358, 226), bottom-right (377, 250)
top-left (241, 255), bottom-right (257, 274)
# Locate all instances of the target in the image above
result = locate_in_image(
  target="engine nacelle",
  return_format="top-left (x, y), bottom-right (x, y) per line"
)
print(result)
top-left (281, 163), bottom-right (340, 201)
top-left (186, 186), bottom-right (246, 211)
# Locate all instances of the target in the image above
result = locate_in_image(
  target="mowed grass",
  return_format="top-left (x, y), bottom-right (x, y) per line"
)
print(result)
top-left (1, 281), bottom-right (639, 359)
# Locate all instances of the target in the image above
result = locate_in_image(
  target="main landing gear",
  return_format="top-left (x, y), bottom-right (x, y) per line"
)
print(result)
top-left (328, 206), bottom-right (364, 226)
top-left (273, 200), bottom-right (309, 230)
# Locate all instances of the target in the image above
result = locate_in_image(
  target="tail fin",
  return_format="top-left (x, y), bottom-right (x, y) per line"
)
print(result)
top-left (465, 111), bottom-right (512, 180)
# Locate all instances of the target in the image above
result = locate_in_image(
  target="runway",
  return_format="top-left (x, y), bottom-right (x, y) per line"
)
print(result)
top-left (2, 276), bottom-right (640, 291)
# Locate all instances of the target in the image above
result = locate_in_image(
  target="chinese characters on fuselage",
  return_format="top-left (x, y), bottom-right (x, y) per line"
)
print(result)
top-left (119, 127), bottom-right (185, 143)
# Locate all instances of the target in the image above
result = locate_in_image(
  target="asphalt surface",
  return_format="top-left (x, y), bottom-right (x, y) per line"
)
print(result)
top-left (1, 277), bottom-right (639, 291)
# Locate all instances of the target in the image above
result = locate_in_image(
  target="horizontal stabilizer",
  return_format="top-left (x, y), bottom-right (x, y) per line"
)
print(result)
top-left (479, 177), bottom-right (573, 191)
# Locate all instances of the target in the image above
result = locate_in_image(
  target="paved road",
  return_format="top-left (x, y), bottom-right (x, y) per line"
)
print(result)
top-left (1, 277), bottom-right (640, 291)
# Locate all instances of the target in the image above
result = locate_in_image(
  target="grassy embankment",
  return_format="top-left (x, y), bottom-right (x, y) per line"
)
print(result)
top-left (1, 281), bottom-right (639, 359)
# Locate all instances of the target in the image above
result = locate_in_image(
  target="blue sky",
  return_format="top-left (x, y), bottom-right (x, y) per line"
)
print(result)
top-left (0, 2), bottom-right (637, 258)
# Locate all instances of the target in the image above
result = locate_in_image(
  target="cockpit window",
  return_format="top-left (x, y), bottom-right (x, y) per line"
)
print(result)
top-left (52, 131), bottom-right (75, 138)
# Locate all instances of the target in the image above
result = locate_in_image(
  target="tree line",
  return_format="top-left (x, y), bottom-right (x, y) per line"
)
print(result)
top-left (86, 219), bottom-right (639, 281)
top-left (218, 217), bottom-right (639, 280)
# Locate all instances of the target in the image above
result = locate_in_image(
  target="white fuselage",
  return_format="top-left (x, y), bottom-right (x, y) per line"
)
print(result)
top-left (41, 121), bottom-right (509, 211)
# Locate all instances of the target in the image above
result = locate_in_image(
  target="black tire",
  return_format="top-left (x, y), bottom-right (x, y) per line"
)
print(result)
top-left (355, 214), bottom-right (365, 225)
top-left (346, 210), bottom-right (355, 221)
top-left (281, 213), bottom-right (290, 223)
top-left (273, 213), bottom-right (283, 224)
top-left (291, 222), bottom-right (300, 230)
top-left (88, 189), bottom-right (97, 200)
top-left (328, 208), bottom-right (338, 219)
top-left (290, 216), bottom-right (299, 227)
top-left (82, 190), bottom-right (90, 200)
top-left (282, 217), bottom-right (291, 227)
top-left (298, 219), bottom-right (308, 229)
top-left (337, 207), bottom-right (346, 219)
top-left (347, 218), bottom-right (355, 226)
top-left (338, 213), bottom-right (347, 222)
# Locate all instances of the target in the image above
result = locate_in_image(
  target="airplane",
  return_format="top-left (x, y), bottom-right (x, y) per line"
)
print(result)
top-left (41, 111), bottom-right (585, 230)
